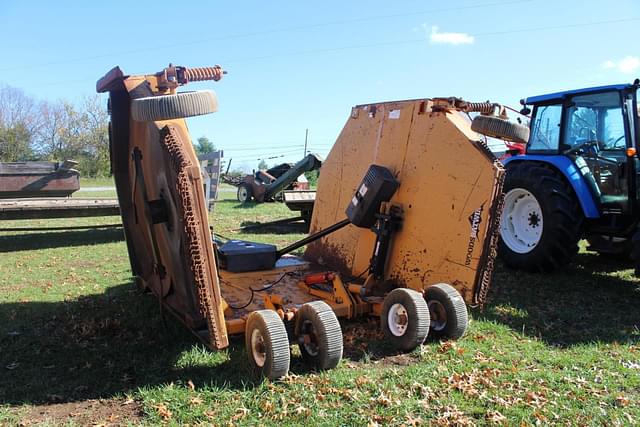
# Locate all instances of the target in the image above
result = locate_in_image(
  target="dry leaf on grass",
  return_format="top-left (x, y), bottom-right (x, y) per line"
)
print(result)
top-left (189, 396), bottom-right (203, 405)
top-left (486, 410), bottom-right (507, 425)
top-left (616, 395), bottom-right (630, 407)
top-left (232, 407), bottom-right (250, 421)
top-left (433, 405), bottom-right (476, 427)
top-left (153, 404), bottom-right (172, 421)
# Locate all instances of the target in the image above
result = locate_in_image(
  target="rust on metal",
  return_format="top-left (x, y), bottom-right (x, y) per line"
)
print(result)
top-left (99, 62), bottom-right (505, 366)
top-left (0, 161), bottom-right (80, 198)
top-left (305, 98), bottom-right (505, 306)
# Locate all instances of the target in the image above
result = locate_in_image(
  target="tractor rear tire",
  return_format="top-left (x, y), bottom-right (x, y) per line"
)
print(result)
top-left (631, 229), bottom-right (640, 276)
top-left (381, 288), bottom-right (430, 351)
top-left (131, 90), bottom-right (218, 122)
top-left (471, 115), bottom-right (529, 145)
top-left (499, 162), bottom-right (583, 272)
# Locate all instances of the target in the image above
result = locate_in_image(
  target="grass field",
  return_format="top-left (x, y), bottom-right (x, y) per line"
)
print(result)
top-left (0, 183), bottom-right (639, 426)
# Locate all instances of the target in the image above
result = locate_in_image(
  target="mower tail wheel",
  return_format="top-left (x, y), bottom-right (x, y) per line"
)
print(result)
top-left (295, 301), bottom-right (343, 370)
top-left (245, 310), bottom-right (290, 380)
top-left (425, 283), bottom-right (468, 340)
top-left (131, 90), bottom-right (218, 122)
top-left (237, 183), bottom-right (253, 203)
top-left (381, 288), bottom-right (430, 351)
top-left (471, 115), bottom-right (529, 144)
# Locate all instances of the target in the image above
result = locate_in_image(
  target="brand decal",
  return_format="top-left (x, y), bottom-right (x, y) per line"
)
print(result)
top-left (465, 204), bottom-right (484, 266)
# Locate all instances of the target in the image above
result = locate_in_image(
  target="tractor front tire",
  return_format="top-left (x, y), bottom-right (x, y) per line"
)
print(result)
top-left (499, 162), bottom-right (583, 272)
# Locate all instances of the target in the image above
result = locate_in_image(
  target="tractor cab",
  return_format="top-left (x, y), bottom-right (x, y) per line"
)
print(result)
top-left (496, 81), bottom-right (640, 271)
top-left (521, 83), bottom-right (639, 217)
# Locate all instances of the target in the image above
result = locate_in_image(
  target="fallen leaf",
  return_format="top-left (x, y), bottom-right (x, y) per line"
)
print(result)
top-left (486, 410), bottom-right (507, 425)
top-left (232, 407), bottom-right (250, 421)
top-left (153, 404), bottom-right (172, 421)
top-left (439, 341), bottom-right (456, 353)
top-left (294, 405), bottom-right (310, 416)
top-left (616, 395), bottom-right (630, 407)
top-left (373, 393), bottom-right (392, 407)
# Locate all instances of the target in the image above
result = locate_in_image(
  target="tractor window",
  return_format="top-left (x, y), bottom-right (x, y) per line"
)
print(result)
top-left (528, 104), bottom-right (562, 152)
top-left (564, 91), bottom-right (625, 151)
top-left (564, 91), bottom-right (629, 212)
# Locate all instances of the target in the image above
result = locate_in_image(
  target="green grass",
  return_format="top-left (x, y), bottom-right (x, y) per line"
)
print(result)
top-left (1, 194), bottom-right (639, 426)
top-left (79, 176), bottom-right (115, 188)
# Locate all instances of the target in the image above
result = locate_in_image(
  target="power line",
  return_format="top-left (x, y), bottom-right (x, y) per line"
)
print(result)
top-left (0, 0), bottom-right (534, 72)
top-left (230, 149), bottom-right (306, 160)
top-left (17, 16), bottom-right (639, 91)
top-left (220, 144), bottom-right (303, 151)
top-left (223, 17), bottom-right (640, 65)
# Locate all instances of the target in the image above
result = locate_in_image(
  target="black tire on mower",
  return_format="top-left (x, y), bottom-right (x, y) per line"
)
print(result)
top-left (245, 310), bottom-right (291, 380)
top-left (295, 301), bottom-right (343, 370)
top-left (237, 183), bottom-right (253, 203)
top-left (381, 288), bottom-right (430, 352)
top-left (131, 90), bottom-right (218, 122)
top-left (471, 115), bottom-right (530, 145)
top-left (499, 162), bottom-right (583, 272)
top-left (425, 283), bottom-right (468, 340)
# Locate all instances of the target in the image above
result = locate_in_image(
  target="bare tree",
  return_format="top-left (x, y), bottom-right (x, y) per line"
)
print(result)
top-left (0, 85), bottom-right (39, 161)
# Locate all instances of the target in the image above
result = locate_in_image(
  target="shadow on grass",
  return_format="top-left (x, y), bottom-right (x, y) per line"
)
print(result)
top-left (0, 278), bottom-right (407, 405)
top-left (0, 228), bottom-right (125, 252)
top-left (0, 283), bottom-right (259, 405)
top-left (239, 220), bottom-right (308, 234)
top-left (230, 200), bottom-right (259, 210)
top-left (475, 252), bottom-right (640, 347)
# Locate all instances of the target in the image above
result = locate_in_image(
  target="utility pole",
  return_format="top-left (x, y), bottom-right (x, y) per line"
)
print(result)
top-left (303, 128), bottom-right (309, 157)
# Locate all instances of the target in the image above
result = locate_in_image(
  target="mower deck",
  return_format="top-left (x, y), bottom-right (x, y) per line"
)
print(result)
top-left (97, 64), bottom-right (504, 380)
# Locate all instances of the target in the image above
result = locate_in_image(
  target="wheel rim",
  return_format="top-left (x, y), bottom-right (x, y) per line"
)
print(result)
top-left (428, 300), bottom-right (447, 332)
top-left (387, 303), bottom-right (409, 337)
top-left (250, 329), bottom-right (267, 367)
top-left (238, 187), bottom-right (248, 202)
top-left (300, 319), bottom-right (319, 356)
top-left (500, 188), bottom-right (543, 254)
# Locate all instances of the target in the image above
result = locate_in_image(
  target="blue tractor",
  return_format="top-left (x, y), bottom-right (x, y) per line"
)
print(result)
top-left (473, 81), bottom-right (640, 272)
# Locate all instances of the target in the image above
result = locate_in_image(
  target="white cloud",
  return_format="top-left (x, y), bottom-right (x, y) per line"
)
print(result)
top-left (429, 25), bottom-right (474, 45)
top-left (601, 56), bottom-right (640, 74)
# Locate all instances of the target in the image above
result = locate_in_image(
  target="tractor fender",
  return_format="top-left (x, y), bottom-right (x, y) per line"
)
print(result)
top-left (503, 155), bottom-right (600, 218)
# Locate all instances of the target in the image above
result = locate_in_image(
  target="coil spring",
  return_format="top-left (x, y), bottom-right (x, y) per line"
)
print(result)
top-left (185, 66), bottom-right (223, 82)
top-left (464, 102), bottom-right (497, 114)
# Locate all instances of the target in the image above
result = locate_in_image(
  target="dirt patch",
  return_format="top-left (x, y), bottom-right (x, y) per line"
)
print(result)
top-left (17, 398), bottom-right (143, 426)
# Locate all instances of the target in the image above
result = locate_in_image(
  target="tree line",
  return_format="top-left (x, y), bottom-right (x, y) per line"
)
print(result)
top-left (0, 84), bottom-right (110, 177)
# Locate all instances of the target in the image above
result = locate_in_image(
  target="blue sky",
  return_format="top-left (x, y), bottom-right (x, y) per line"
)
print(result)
top-left (1, 0), bottom-right (638, 171)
